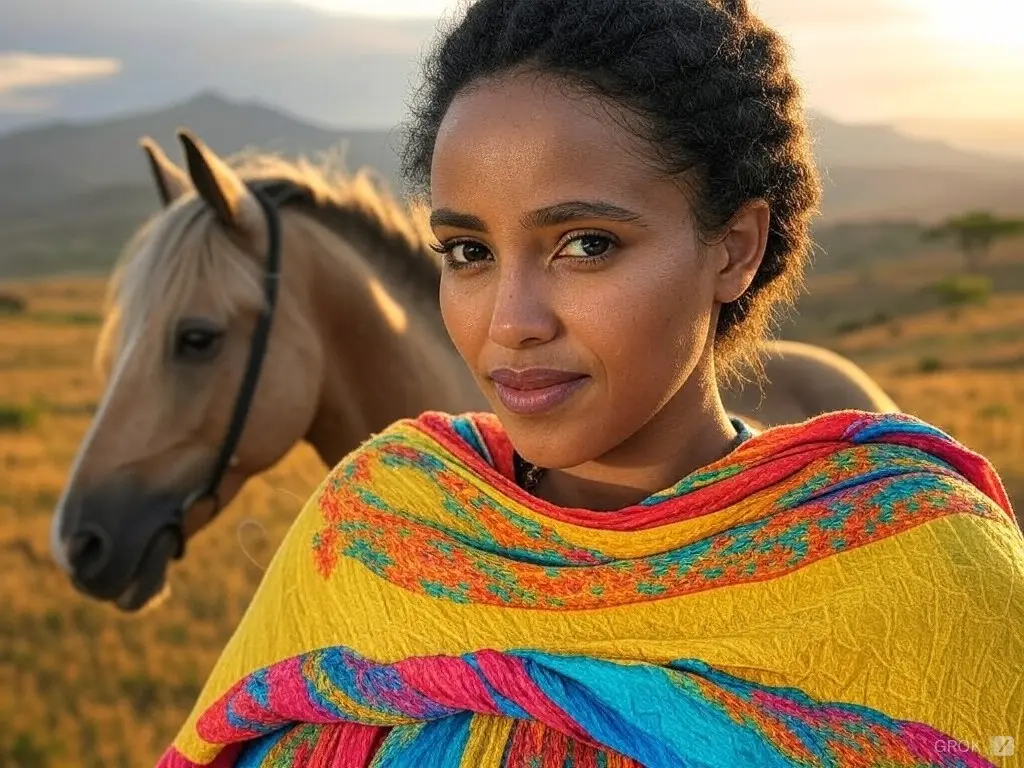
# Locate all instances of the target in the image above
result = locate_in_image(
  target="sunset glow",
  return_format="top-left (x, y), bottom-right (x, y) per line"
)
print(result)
top-left (269, 0), bottom-right (454, 17)
top-left (911, 0), bottom-right (1024, 50)
top-left (291, 0), bottom-right (1024, 56)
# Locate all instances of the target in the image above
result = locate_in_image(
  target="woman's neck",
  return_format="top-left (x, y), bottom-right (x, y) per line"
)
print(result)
top-left (531, 372), bottom-right (739, 511)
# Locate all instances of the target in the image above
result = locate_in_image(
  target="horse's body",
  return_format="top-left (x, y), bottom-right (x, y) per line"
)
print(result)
top-left (727, 341), bottom-right (898, 430)
top-left (50, 131), bottom-right (897, 612)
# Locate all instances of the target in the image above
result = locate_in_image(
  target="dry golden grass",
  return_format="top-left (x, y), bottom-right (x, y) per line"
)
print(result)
top-left (0, 261), bottom-right (1022, 766)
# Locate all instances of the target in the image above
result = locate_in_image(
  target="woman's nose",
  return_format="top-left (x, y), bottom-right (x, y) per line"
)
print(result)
top-left (487, 267), bottom-right (559, 350)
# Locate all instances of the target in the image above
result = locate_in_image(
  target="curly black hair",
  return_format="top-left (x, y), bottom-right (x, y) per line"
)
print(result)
top-left (401, 0), bottom-right (821, 379)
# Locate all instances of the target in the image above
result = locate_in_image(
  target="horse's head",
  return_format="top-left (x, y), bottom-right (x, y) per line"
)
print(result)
top-left (50, 131), bottom-right (325, 611)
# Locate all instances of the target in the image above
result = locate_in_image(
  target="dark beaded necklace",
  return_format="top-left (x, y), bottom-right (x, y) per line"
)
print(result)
top-left (512, 451), bottom-right (547, 493)
top-left (513, 430), bottom-right (749, 494)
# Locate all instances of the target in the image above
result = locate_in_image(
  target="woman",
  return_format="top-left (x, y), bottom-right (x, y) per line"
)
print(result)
top-left (160, 0), bottom-right (1024, 765)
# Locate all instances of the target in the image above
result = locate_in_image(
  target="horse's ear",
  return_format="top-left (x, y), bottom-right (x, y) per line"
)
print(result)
top-left (177, 129), bottom-right (262, 236)
top-left (139, 136), bottom-right (189, 206)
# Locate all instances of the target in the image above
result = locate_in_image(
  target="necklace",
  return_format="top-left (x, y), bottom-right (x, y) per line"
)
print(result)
top-left (513, 430), bottom-right (748, 494)
top-left (513, 452), bottom-right (547, 493)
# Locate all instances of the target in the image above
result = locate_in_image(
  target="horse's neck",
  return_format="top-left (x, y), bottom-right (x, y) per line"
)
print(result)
top-left (297, 218), bottom-right (485, 466)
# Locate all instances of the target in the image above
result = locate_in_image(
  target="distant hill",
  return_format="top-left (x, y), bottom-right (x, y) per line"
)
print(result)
top-left (806, 111), bottom-right (1024, 224)
top-left (807, 112), bottom-right (1018, 174)
top-left (0, 92), bottom-right (408, 277)
top-left (0, 90), bottom-right (404, 209)
top-left (1, 92), bottom-right (1024, 278)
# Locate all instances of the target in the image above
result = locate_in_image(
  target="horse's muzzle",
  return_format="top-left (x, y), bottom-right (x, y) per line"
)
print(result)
top-left (56, 480), bottom-right (185, 611)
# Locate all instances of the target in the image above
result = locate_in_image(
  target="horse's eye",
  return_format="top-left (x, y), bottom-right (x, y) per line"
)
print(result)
top-left (174, 321), bottom-right (224, 363)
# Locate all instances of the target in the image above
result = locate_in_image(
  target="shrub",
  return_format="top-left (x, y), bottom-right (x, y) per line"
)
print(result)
top-left (0, 401), bottom-right (41, 432)
top-left (927, 274), bottom-right (992, 308)
top-left (0, 292), bottom-right (27, 315)
top-left (978, 403), bottom-right (1012, 420)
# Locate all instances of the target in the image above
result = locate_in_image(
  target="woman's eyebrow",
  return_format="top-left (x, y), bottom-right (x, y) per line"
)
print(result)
top-left (429, 209), bottom-right (487, 231)
top-left (522, 200), bottom-right (644, 228)
top-left (430, 200), bottom-right (645, 233)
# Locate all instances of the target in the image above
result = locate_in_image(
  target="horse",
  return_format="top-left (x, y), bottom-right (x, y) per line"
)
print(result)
top-left (49, 130), bottom-right (898, 612)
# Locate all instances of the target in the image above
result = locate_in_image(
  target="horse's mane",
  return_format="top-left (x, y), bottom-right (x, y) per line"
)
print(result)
top-left (97, 149), bottom-right (441, 372)
top-left (235, 148), bottom-right (441, 295)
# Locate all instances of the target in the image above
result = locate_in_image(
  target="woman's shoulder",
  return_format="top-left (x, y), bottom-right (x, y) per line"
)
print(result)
top-left (745, 408), bottom-right (944, 443)
top-left (356, 410), bottom-right (504, 447)
top-left (743, 408), bottom-right (1017, 519)
top-left (748, 408), bottom-right (1002, 472)
top-left (330, 410), bottom-right (514, 478)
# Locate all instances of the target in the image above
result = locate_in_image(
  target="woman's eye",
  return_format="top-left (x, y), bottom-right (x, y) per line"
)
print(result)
top-left (449, 241), bottom-right (491, 264)
top-left (559, 234), bottom-right (613, 259)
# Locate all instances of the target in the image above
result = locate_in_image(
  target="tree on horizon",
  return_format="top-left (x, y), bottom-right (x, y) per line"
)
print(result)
top-left (922, 211), bottom-right (1024, 272)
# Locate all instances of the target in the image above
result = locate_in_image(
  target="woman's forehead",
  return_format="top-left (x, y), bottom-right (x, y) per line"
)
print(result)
top-left (431, 73), bottom-right (668, 205)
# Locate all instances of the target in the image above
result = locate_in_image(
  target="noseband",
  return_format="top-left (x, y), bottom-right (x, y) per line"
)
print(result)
top-left (174, 183), bottom-right (290, 558)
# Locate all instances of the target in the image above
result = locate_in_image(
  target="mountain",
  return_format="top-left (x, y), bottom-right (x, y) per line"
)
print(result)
top-left (0, 90), bottom-right (405, 209)
top-left (0, 0), bottom-right (437, 136)
top-left (1, 92), bottom-right (1024, 278)
top-left (0, 91), bottom-right (410, 277)
top-left (806, 110), bottom-right (1024, 224)
top-left (807, 111), bottom-right (1019, 173)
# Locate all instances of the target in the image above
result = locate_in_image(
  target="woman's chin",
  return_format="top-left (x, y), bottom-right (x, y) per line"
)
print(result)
top-left (500, 417), bottom-right (606, 472)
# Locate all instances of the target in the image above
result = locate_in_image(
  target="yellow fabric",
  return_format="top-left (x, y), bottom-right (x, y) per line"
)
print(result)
top-left (166, 412), bottom-right (1024, 765)
top-left (460, 716), bottom-right (514, 768)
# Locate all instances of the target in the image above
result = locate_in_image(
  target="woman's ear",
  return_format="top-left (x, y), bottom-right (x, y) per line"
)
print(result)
top-left (713, 200), bottom-right (770, 304)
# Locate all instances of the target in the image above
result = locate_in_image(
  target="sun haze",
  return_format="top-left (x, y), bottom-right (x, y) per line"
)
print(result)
top-left (247, 0), bottom-right (455, 17)
top-left (268, 0), bottom-right (1024, 154)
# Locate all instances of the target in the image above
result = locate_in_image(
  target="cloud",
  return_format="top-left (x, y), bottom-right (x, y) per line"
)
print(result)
top-left (0, 52), bottom-right (121, 112)
top-left (0, 0), bottom-right (436, 129)
top-left (0, 52), bottom-right (121, 92)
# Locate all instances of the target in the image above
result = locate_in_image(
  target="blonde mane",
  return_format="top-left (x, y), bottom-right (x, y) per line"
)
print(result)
top-left (96, 149), bottom-right (439, 375)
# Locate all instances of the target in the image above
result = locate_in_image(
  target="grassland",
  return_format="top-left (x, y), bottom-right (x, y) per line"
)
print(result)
top-left (0, 235), bottom-right (1023, 766)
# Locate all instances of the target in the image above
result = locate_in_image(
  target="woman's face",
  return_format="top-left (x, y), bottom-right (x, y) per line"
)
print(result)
top-left (430, 71), bottom-right (765, 472)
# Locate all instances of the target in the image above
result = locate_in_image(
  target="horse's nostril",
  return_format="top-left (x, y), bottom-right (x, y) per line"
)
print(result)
top-left (68, 526), bottom-right (113, 579)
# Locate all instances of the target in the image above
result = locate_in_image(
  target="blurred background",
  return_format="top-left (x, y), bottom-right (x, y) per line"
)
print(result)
top-left (1, 0), bottom-right (1023, 765)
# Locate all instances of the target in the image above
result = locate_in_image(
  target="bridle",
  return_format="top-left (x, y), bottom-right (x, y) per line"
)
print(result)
top-left (173, 183), bottom-right (291, 558)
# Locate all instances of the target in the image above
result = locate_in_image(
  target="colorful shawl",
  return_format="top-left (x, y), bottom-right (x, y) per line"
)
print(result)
top-left (159, 409), bottom-right (1024, 768)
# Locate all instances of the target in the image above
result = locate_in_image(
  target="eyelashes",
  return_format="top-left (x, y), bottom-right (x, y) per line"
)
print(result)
top-left (429, 238), bottom-right (490, 270)
top-left (431, 230), bottom-right (619, 272)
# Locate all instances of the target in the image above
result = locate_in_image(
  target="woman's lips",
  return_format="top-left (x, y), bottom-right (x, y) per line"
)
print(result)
top-left (488, 368), bottom-right (589, 415)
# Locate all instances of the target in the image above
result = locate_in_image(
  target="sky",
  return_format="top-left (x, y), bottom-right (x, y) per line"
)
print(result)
top-left (273, 0), bottom-right (1024, 151)
top-left (278, 0), bottom-right (1024, 55)
top-left (2, 0), bottom-right (1023, 156)
top-left (244, 0), bottom-right (453, 16)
